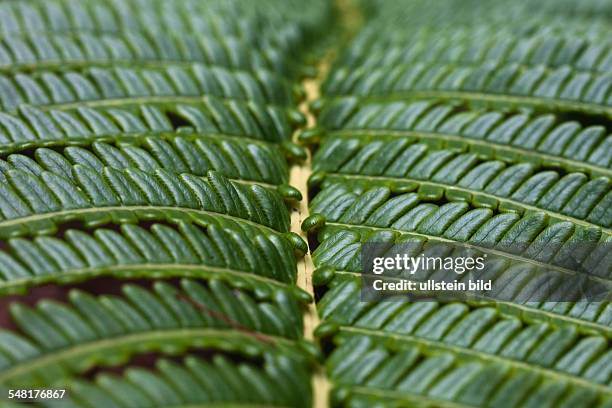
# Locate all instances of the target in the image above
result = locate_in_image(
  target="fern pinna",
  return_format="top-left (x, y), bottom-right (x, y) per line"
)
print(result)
top-left (0, 0), bottom-right (330, 406)
top-left (0, 0), bottom-right (610, 407)
top-left (301, 0), bottom-right (611, 407)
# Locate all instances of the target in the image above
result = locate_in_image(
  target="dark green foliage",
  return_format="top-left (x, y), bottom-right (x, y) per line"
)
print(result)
top-left (0, 0), bottom-right (333, 403)
top-left (338, 30), bottom-right (612, 73)
top-left (327, 335), bottom-right (608, 407)
top-left (309, 0), bottom-right (612, 406)
top-left (0, 221), bottom-right (302, 294)
top-left (317, 100), bottom-right (612, 175)
top-left (314, 138), bottom-right (611, 228)
top-left (0, 0), bottom-right (609, 405)
top-left (0, 137), bottom-right (289, 186)
top-left (309, 181), bottom-right (611, 267)
top-left (47, 353), bottom-right (312, 408)
top-left (0, 31), bottom-right (296, 77)
top-left (0, 167), bottom-right (291, 236)
top-left (0, 279), bottom-right (305, 388)
top-left (0, 103), bottom-right (297, 157)
top-left (323, 62), bottom-right (611, 115)
top-left (0, 64), bottom-right (295, 113)
top-left (313, 229), bottom-right (611, 333)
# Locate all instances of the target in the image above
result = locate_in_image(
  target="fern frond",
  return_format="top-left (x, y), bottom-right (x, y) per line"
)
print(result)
top-left (326, 335), bottom-right (611, 407)
top-left (316, 100), bottom-right (611, 177)
top-left (2, 136), bottom-right (289, 187)
top-left (318, 273), bottom-right (611, 360)
top-left (353, 0), bottom-right (612, 43)
top-left (0, 167), bottom-right (291, 237)
top-left (312, 138), bottom-right (611, 229)
top-left (322, 62), bottom-right (612, 117)
top-left (0, 0), bottom-right (609, 405)
top-left (0, 279), bottom-right (306, 388)
top-left (338, 30), bottom-right (612, 73)
top-left (54, 352), bottom-right (312, 408)
top-left (311, 229), bottom-right (611, 331)
top-left (0, 31), bottom-right (295, 77)
top-left (0, 64), bottom-right (296, 114)
top-left (309, 0), bottom-right (611, 407)
top-left (0, 0), bottom-right (323, 54)
top-left (0, 221), bottom-right (305, 295)
top-left (0, 0), bottom-right (337, 403)
top-left (0, 103), bottom-right (296, 157)
top-left (308, 181), bottom-right (611, 271)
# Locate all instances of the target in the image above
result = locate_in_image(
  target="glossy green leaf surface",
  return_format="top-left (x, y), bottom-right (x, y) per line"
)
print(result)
top-left (308, 0), bottom-right (612, 406)
top-left (0, 0), bottom-right (330, 404)
top-left (0, 0), bottom-right (610, 406)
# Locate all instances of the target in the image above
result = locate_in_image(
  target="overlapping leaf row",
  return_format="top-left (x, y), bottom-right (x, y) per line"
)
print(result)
top-left (0, 0), bottom-right (324, 64)
top-left (0, 4), bottom-right (305, 81)
top-left (0, 30), bottom-right (295, 78)
top-left (0, 64), bottom-right (296, 111)
top-left (338, 28), bottom-right (612, 74)
top-left (333, 18), bottom-right (612, 81)
top-left (356, 0), bottom-right (612, 40)
top-left (316, 99), bottom-right (611, 173)
top-left (322, 62), bottom-right (611, 118)
top-left (33, 352), bottom-right (312, 408)
top-left (313, 100), bottom-right (611, 230)
top-left (348, 22), bottom-right (612, 63)
top-left (0, 103), bottom-right (300, 155)
top-left (0, 0), bottom-right (331, 406)
top-left (307, 0), bottom-right (612, 406)
top-left (328, 1), bottom-right (612, 119)
top-left (37, 352), bottom-right (311, 408)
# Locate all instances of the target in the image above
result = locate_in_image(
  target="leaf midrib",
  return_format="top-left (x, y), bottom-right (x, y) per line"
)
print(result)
top-left (0, 130), bottom-right (280, 157)
top-left (0, 263), bottom-right (299, 298)
top-left (330, 61), bottom-right (608, 87)
top-left (2, 60), bottom-right (294, 83)
top-left (341, 53), bottom-right (611, 74)
top-left (0, 205), bottom-right (282, 236)
top-left (326, 92), bottom-right (612, 117)
top-left (37, 96), bottom-right (289, 114)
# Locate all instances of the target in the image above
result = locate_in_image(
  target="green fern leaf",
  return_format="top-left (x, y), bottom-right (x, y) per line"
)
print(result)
top-left (338, 30), bottom-right (611, 73)
top-left (312, 138), bottom-right (611, 228)
top-left (0, 103), bottom-right (297, 157)
top-left (316, 100), bottom-right (611, 176)
top-left (2, 136), bottom-right (289, 187)
top-left (53, 352), bottom-right (312, 408)
top-left (326, 334), bottom-right (610, 407)
top-left (0, 221), bottom-right (306, 295)
top-left (0, 64), bottom-right (295, 114)
top-left (0, 31), bottom-right (296, 78)
top-left (0, 278), bottom-right (307, 388)
top-left (308, 1), bottom-right (612, 407)
top-left (0, 0), bottom-right (609, 406)
top-left (0, 168), bottom-right (291, 237)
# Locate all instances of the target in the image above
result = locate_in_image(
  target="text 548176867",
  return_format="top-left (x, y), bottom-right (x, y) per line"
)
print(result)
top-left (8, 389), bottom-right (66, 400)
